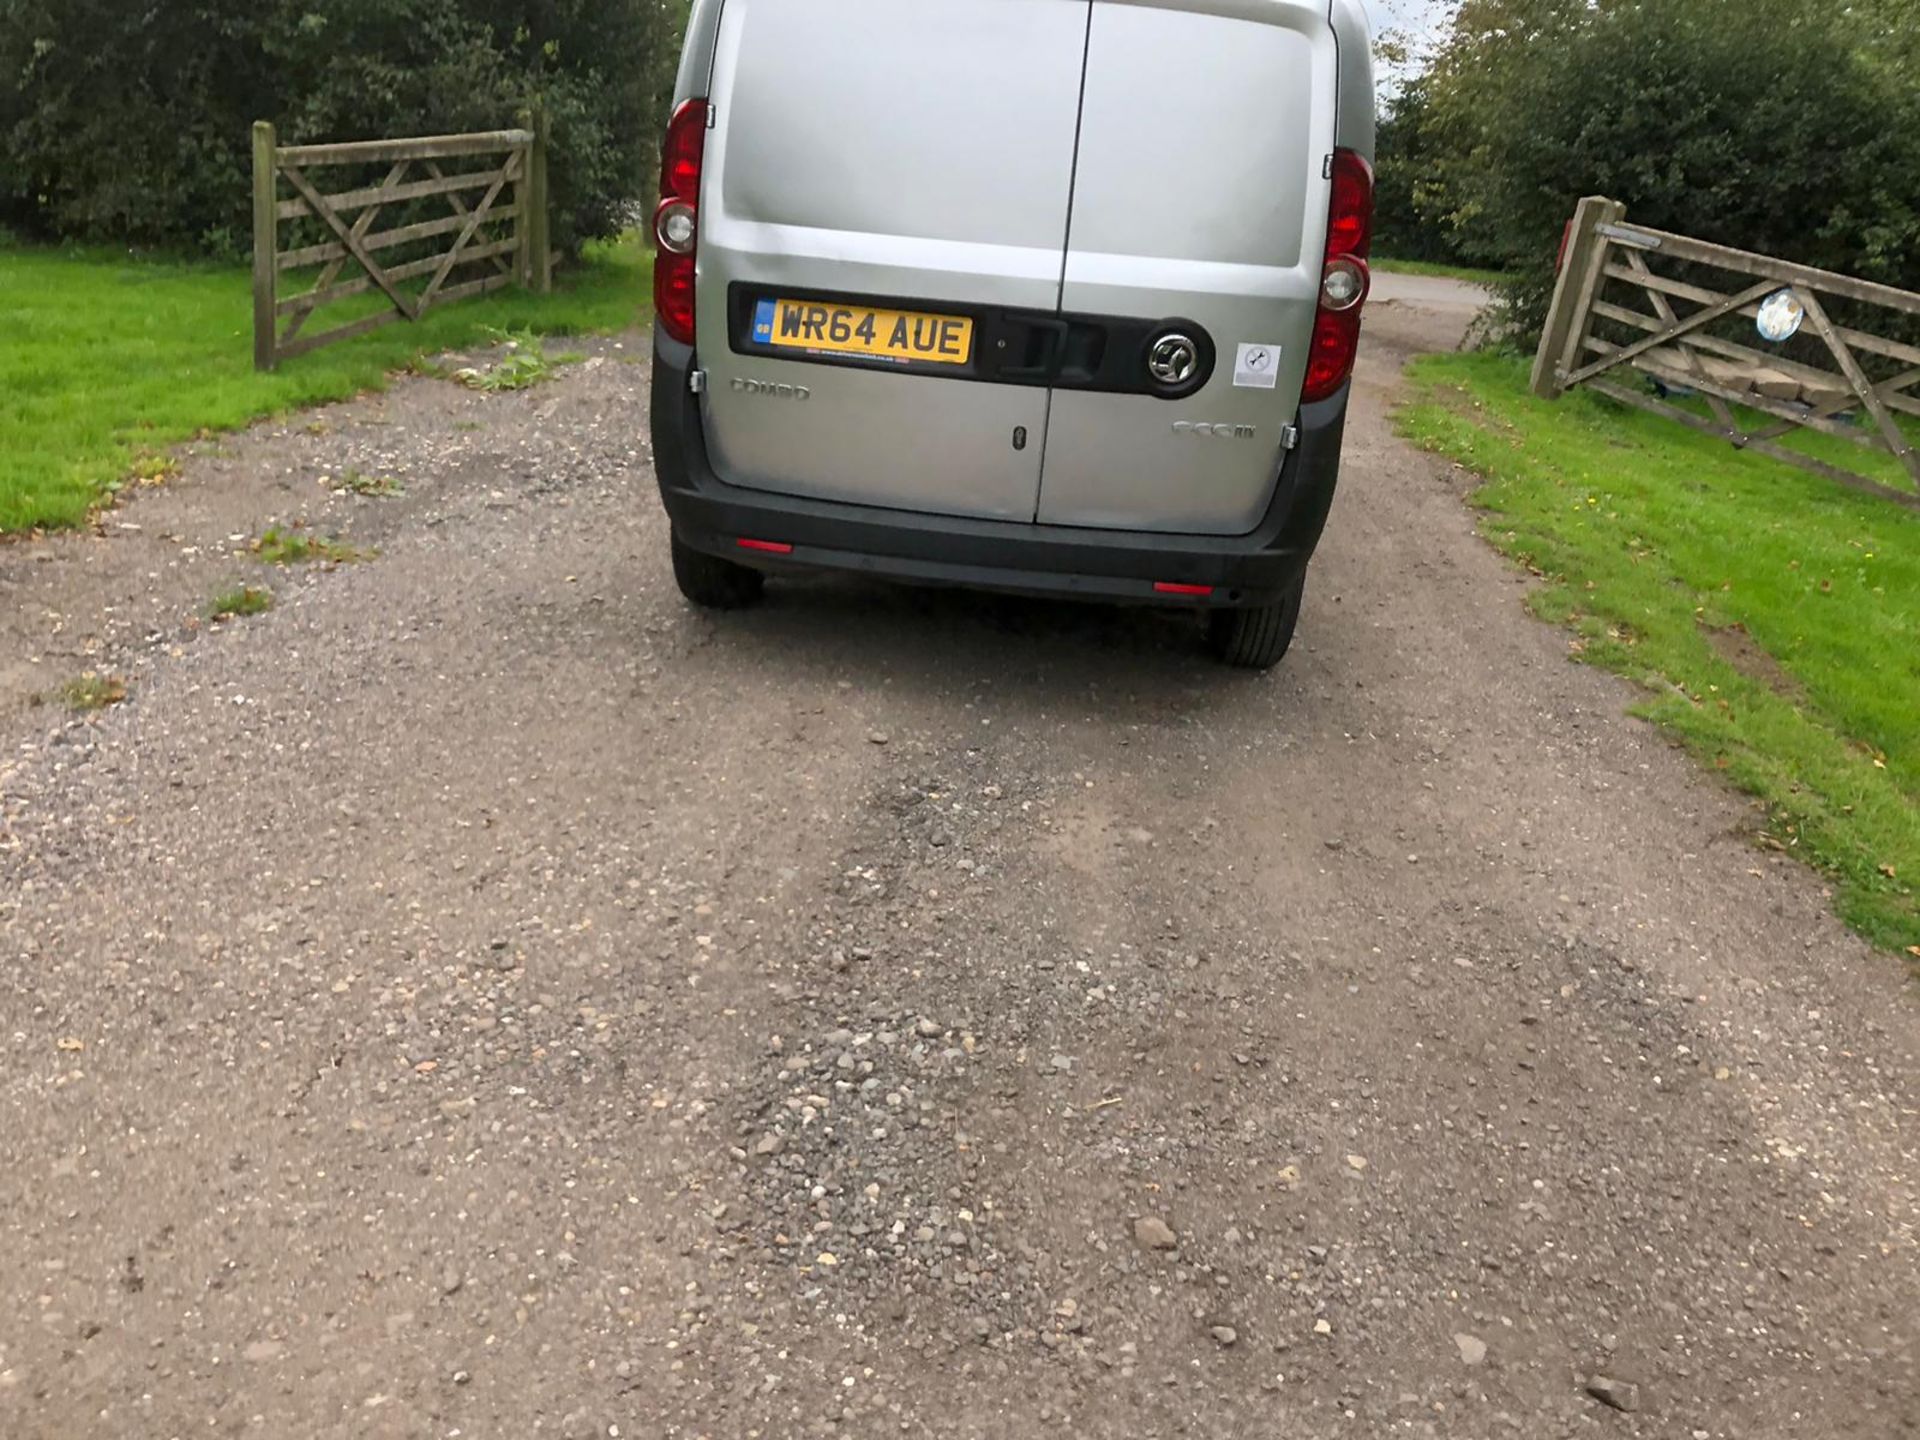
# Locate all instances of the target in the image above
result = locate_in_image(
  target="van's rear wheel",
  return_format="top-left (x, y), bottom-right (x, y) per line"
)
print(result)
top-left (1206, 574), bottom-right (1304, 670)
top-left (671, 534), bottom-right (765, 610)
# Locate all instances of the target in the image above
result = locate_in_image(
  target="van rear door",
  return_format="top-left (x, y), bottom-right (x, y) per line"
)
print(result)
top-left (1035, 0), bottom-right (1340, 535)
top-left (695, 0), bottom-right (1091, 522)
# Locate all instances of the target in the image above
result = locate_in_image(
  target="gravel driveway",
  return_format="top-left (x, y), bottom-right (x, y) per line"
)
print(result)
top-left (2, 279), bottom-right (1915, 1439)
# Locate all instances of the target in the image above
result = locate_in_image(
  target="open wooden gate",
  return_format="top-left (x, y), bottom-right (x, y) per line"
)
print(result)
top-left (1532, 196), bottom-right (1920, 511)
top-left (251, 118), bottom-right (550, 371)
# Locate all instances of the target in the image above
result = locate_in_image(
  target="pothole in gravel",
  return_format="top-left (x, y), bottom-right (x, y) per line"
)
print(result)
top-left (729, 1012), bottom-right (1037, 1342)
top-left (715, 746), bottom-right (1310, 1364)
top-left (718, 759), bottom-right (1058, 1345)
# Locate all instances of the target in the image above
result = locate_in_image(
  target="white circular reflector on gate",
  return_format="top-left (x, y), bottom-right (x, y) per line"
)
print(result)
top-left (1755, 289), bottom-right (1804, 343)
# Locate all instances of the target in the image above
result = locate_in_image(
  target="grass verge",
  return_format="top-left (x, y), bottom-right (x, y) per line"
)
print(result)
top-left (1, 234), bottom-right (650, 532)
top-left (1373, 257), bottom-right (1510, 288)
top-left (1398, 351), bottom-right (1920, 955)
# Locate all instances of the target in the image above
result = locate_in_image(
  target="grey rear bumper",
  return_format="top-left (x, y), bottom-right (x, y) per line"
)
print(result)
top-left (648, 333), bottom-right (1351, 608)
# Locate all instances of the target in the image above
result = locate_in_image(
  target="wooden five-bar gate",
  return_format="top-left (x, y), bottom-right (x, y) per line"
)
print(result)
top-left (1532, 196), bottom-right (1920, 511)
top-left (252, 117), bottom-right (550, 371)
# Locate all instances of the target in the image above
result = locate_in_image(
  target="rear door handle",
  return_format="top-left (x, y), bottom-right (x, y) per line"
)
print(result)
top-left (999, 316), bottom-right (1070, 381)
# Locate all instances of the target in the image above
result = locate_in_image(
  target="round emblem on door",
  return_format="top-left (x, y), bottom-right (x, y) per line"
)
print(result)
top-left (1147, 333), bottom-right (1199, 388)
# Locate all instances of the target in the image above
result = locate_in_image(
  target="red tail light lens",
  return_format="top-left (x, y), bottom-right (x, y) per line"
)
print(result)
top-left (1324, 149), bottom-right (1373, 262)
top-left (654, 99), bottom-right (708, 346)
top-left (1302, 148), bottom-right (1374, 403)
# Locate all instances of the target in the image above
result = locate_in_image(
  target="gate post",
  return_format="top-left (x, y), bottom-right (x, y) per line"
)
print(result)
top-left (513, 131), bottom-right (531, 289)
top-left (1532, 195), bottom-right (1623, 399)
top-left (252, 121), bottom-right (278, 372)
top-left (527, 102), bottom-right (552, 294)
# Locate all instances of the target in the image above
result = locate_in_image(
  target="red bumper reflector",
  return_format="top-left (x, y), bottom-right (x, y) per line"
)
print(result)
top-left (736, 538), bottom-right (793, 554)
top-left (1154, 581), bottom-right (1214, 597)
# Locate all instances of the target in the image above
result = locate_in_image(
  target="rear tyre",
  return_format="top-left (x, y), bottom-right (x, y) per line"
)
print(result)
top-left (671, 534), bottom-right (765, 610)
top-left (1206, 573), bottom-right (1305, 670)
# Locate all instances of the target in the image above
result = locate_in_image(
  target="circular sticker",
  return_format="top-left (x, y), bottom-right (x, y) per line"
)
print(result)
top-left (1755, 289), bottom-right (1804, 343)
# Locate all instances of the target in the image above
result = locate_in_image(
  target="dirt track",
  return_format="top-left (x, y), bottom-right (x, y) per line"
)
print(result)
top-left (1, 281), bottom-right (1915, 1439)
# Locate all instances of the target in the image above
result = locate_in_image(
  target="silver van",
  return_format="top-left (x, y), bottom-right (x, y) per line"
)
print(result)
top-left (648, 0), bottom-right (1376, 668)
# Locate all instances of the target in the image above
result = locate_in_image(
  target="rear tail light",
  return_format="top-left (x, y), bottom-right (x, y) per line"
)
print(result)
top-left (1301, 149), bottom-right (1374, 403)
top-left (653, 99), bottom-right (708, 346)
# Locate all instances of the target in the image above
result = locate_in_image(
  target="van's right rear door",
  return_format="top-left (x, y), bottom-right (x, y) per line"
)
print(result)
top-left (695, 0), bottom-right (1091, 523)
top-left (1035, 0), bottom-right (1339, 536)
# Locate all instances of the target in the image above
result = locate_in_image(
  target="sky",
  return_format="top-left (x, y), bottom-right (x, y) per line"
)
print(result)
top-left (1361, 0), bottom-right (1454, 88)
top-left (1362, 0), bottom-right (1452, 49)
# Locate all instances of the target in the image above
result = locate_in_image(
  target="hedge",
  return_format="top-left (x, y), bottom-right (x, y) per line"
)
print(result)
top-left (0, 0), bottom-right (684, 259)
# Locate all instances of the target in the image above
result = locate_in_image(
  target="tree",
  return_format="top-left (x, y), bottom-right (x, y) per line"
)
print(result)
top-left (0, 1), bottom-right (685, 257)
top-left (1396, 0), bottom-right (1920, 335)
top-left (1373, 76), bottom-right (1458, 264)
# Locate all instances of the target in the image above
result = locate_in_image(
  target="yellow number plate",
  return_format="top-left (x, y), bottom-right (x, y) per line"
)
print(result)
top-left (752, 297), bottom-right (974, 367)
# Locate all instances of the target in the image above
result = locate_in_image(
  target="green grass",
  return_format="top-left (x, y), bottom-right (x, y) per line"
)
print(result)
top-left (208, 584), bottom-right (275, 619)
top-left (251, 527), bottom-right (367, 565)
top-left (0, 235), bottom-right (651, 532)
top-left (450, 326), bottom-right (585, 391)
top-left (1373, 257), bottom-right (1510, 288)
top-left (1399, 352), bottom-right (1920, 955)
top-left (328, 468), bottom-right (404, 497)
top-left (58, 673), bottom-right (128, 712)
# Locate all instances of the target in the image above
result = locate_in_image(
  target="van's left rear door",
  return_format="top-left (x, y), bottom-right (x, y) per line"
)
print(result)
top-left (696, 0), bottom-right (1091, 523)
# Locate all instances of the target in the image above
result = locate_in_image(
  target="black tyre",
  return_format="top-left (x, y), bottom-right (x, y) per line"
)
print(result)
top-left (1206, 573), bottom-right (1304, 670)
top-left (671, 534), bottom-right (765, 610)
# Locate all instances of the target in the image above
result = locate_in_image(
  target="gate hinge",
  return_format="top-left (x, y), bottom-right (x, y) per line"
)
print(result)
top-left (705, 105), bottom-right (718, 129)
top-left (1322, 153), bottom-right (1333, 180)
top-left (689, 368), bottom-right (707, 394)
top-left (1280, 422), bottom-right (1300, 451)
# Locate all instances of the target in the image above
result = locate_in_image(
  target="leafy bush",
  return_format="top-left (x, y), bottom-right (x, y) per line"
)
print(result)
top-left (0, 1), bottom-right (684, 257)
top-left (1391, 0), bottom-right (1920, 337)
top-left (1373, 77), bottom-right (1466, 267)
